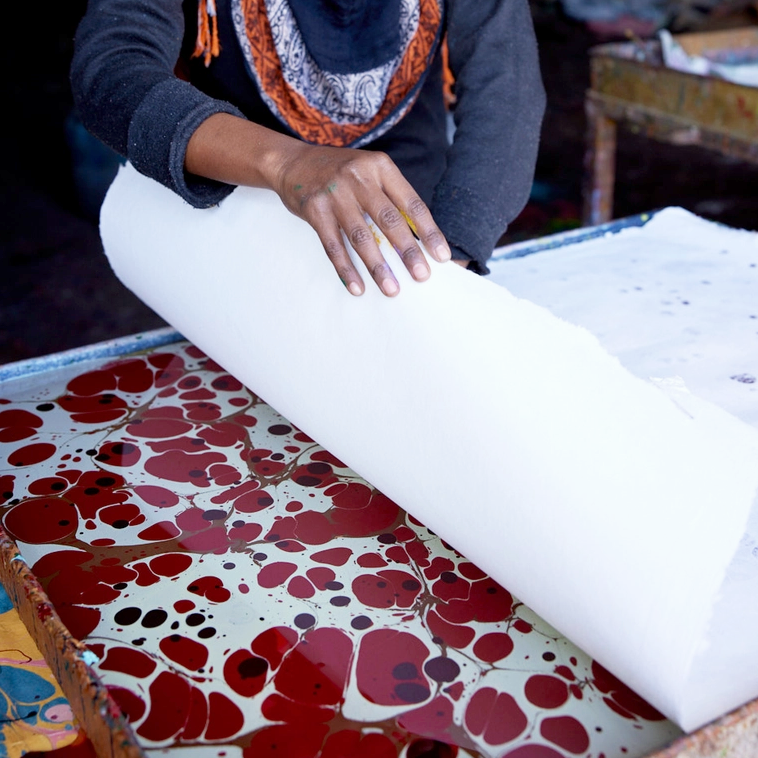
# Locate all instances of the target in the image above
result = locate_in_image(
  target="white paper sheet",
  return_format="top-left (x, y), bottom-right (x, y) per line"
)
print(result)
top-left (100, 163), bottom-right (758, 732)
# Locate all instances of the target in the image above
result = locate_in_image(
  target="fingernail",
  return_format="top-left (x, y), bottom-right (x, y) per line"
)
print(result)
top-left (382, 278), bottom-right (399, 296)
top-left (413, 263), bottom-right (430, 281)
top-left (348, 281), bottom-right (363, 296)
top-left (435, 244), bottom-right (451, 262)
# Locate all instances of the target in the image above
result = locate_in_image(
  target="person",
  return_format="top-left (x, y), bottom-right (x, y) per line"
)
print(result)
top-left (70, 0), bottom-right (545, 296)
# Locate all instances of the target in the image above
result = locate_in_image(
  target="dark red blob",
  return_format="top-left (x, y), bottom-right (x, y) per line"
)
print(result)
top-left (159, 634), bottom-right (209, 671)
top-left (27, 477), bottom-right (69, 495)
top-left (287, 575), bottom-right (316, 599)
top-left (465, 687), bottom-right (528, 745)
top-left (501, 748), bottom-right (565, 758)
top-left (58, 394), bottom-right (128, 424)
top-left (99, 647), bottom-right (157, 678)
top-left (425, 610), bottom-right (476, 649)
top-left (134, 485), bottom-right (179, 508)
top-left (540, 715), bottom-right (590, 754)
top-left (137, 521), bottom-right (181, 541)
top-left (261, 693), bottom-right (334, 724)
top-left (0, 474), bottom-right (14, 505)
top-left (98, 503), bottom-right (144, 528)
top-left (398, 696), bottom-right (454, 741)
top-left (8, 442), bottom-right (57, 467)
top-left (306, 567), bottom-right (336, 589)
top-left (181, 686), bottom-right (208, 741)
top-left (66, 369), bottom-right (118, 396)
top-left (437, 578), bottom-right (513, 625)
top-left (591, 660), bottom-right (666, 721)
top-left (258, 562), bottom-right (298, 589)
top-left (95, 441), bottom-right (141, 467)
top-left (149, 553), bottom-right (193, 577)
top-left (251, 626), bottom-right (298, 670)
top-left (224, 649), bottom-right (269, 697)
top-left (106, 685), bottom-right (146, 723)
top-left (0, 409), bottom-right (43, 442)
top-left (205, 691), bottom-right (244, 740)
top-left (4, 498), bottom-right (78, 543)
top-left (356, 629), bottom-right (430, 706)
top-left (351, 570), bottom-right (422, 609)
top-left (106, 358), bottom-right (155, 393)
top-left (524, 675), bottom-right (570, 709)
top-left (473, 632), bottom-right (514, 663)
top-left (275, 628), bottom-right (353, 706)
top-left (144, 449), bottom-right (225, 485)
top-left (245, 723), bottom-right (329, 758)
top-left (137, 671), bottom-right (191, 741)
top-left (186, 576), bottom-right (231, 603)
top-left (126, 418), bottom-right (193, 439)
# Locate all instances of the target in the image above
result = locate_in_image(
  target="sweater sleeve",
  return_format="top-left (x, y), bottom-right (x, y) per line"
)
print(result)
top-left (70, 0), bottom-right (245, 208)
top-left (433, 0), bottom-right (545, 273)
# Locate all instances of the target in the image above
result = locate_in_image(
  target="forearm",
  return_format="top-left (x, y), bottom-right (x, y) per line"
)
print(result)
top-left (184, 113), bottom-right (296, 191)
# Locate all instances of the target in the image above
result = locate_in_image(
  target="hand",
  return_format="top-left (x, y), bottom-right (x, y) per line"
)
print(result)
top-left (185, 113), bottom-right (453, 296)
top-left (273, 141), bottom-right (452, 296)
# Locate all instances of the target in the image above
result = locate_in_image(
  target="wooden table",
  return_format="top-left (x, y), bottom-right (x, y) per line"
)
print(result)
top-left (582, 27), bottom-right (758, 226)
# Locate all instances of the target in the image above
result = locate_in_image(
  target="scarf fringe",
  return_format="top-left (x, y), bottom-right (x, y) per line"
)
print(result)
top-left (193, 0), bottom-right (220, 67)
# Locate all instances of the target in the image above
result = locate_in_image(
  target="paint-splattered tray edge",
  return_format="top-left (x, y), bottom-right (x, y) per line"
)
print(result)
top-left (0, 527), bottom-right (145, 758)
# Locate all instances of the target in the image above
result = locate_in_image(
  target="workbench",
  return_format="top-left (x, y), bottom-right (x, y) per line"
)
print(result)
top-left (1, 212), bottom-right (757, 758)
top-left (582, 27), bottom-right (758, 226)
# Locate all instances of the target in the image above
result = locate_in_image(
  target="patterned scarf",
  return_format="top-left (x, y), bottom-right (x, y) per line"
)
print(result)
top-left (194, 0), bottom-right (444, 147)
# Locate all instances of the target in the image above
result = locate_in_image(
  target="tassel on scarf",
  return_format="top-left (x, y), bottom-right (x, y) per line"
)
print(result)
top-left (193, 0), bottom-right (220, 67)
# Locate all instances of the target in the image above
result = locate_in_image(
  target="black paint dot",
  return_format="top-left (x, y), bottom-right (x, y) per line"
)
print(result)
top-left (186, 613), bottom-right (205, 627)
top-left (270, 453), bottom-right (284, 461)
top-left (202, 509), bottom-right (227, 521)
top-left (198, 627), bottom-right (216, 639)
top-left (295, 475), bottom-right (320, 487)
top-left (253, 552), bottom-right (268, 561)
top-left (232, 520), bottom-right (245, 528)
top-left (324, 581), bottom-right (344, 591)
top-left (392, 662), bottom-right (419, 680)
top-left (112, 520), bottom-right (129, 529)
top-left (294, 613), bottom-right (316, 629)
top-left (170, 621), bottom-right (179, 630)
top-left (132, 638), bottom-right (145, 646)
top-left (238, 656), bottom-right (267, 679)
top-left (257, 495), bottom-right (274, 507)
top-left (96, 476), bottom-right (116, 487)
top-left (330, 596), bottom-right (350, 607)
top-left (188, 469), bottom-right (205, 478)
top-left (542, 652), bottom-right (556, 662)
top-left (306, 462), bottom-right (331, 475)
top-left (113, 582), bottom-right (127, 590)
top-left (402, 579), bottom-right (421, 591)
top-left (394, 682), bottom-right (430, 704)
top-left (141, 609), bottom-right (168, 628)
top-left (84, 487), bottom-right (100, 496)
top-left (51, 482), bottom-right (66, 492)
top-left (351, 616), bottom-right (373, 630)
top-left (223, 562), bottom-right (235, 569)
top-left (114, 607), bottom-right (142, 626)
top-left (424, 656), bottom-right (460, 683)
top-left (36, 403), bottom-right (54, 412)
top-left (58, 520), bottom-right (70, 527)
top-left (377, 533), bottom-right (396, 544)
top-left (440, 572), bottom-right (457, 584)
top-left (268, 424), bottom-right (291, 435)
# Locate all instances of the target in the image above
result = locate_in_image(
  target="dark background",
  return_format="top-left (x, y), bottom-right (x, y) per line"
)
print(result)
top-left (2, 1), bottom-right (757, 366)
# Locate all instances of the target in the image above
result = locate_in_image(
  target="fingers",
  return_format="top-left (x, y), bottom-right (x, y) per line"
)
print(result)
top-left (309, 203), bottom-right (400, 298)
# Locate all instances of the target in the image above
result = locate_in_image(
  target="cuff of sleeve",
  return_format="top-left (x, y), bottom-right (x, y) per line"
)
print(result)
top-left (432, 180), bottom-right (511, 275)
top-left (128, 78), bottom-right (246, 208)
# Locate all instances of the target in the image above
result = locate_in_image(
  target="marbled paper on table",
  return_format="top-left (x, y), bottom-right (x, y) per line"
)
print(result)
top-left (0, 342), bottom-right (680, 758)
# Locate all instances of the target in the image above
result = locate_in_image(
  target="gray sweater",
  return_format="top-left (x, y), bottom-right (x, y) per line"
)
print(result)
top-left (71, 0), bottom-right (545, 272)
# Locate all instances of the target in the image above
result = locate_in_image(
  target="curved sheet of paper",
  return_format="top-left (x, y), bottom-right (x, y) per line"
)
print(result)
top-left (100, 163), bottom-right (758, 732)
